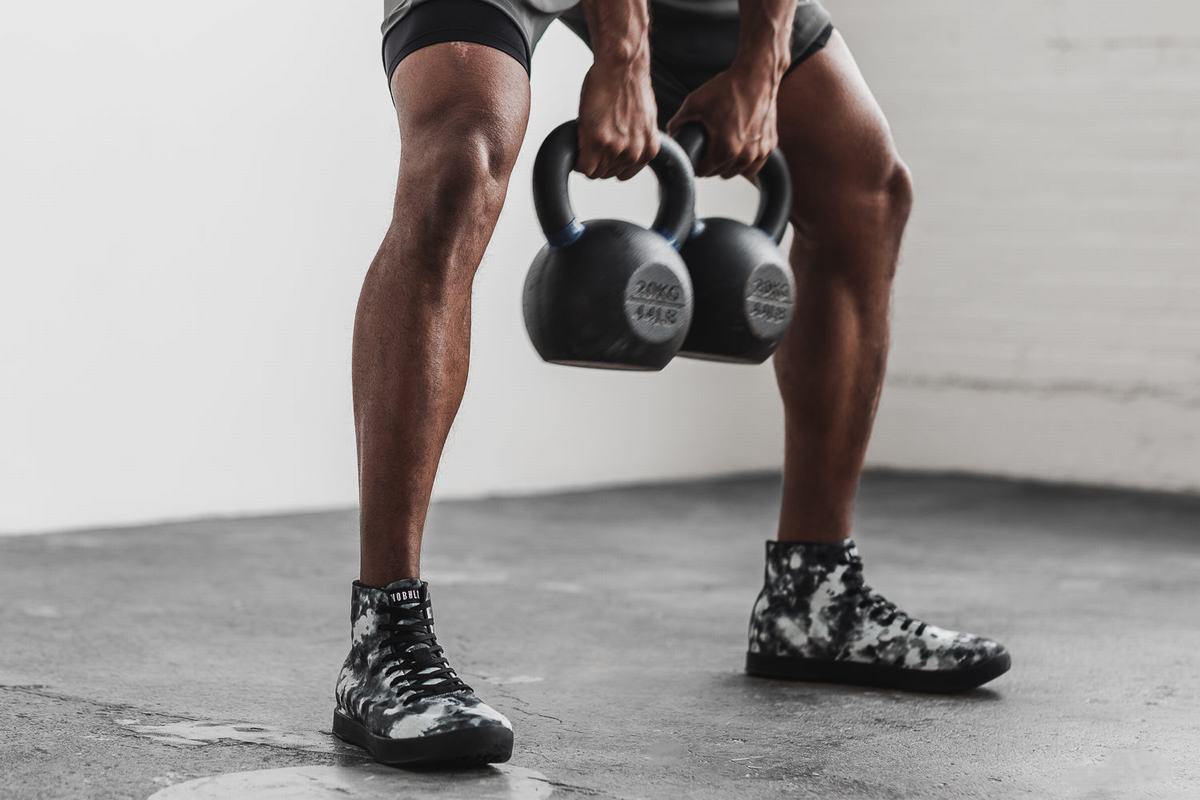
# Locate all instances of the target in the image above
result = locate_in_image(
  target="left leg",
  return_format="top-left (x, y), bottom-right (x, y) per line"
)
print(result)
top-left (773, 30), bottom-right (910, 545)
top-left (745, 31), bottom-right (1009, 692)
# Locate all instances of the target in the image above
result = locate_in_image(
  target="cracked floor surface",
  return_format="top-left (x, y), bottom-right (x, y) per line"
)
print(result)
top-left (2, 472), bottom-right (1198, 798)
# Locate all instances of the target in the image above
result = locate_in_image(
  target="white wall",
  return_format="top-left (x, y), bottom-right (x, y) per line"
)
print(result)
top-left (2, 1), bottom-right (1197, 534)
top-left (0, 2), bottom-right (780, 534)
top-left (838, 1), bottom-right (1200, 492)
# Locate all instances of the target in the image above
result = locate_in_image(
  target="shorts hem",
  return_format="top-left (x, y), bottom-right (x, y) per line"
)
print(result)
top-left (785, 23), bottom-right (834, 77)
top-left (382, 0), bottom-right (532, 82)
top-left (384, 28), bottom-right (531, 81)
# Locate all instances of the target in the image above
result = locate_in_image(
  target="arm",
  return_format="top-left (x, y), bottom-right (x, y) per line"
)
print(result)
top-left (576, 0), bottom-right (660, 180)
top-left (668, 0), bottom-right (797, 178)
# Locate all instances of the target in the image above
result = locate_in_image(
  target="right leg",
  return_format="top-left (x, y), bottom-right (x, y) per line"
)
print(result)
top-left (334, 41), bottom-right (527, 768)
top-left (354, 42), bottom-right (530, 587)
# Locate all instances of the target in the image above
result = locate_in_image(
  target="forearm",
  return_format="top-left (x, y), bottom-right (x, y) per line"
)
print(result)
top-left (580, 0), bottom-right (651, 70)
top-left (576, 0), bottom-right (658, 179)
top-left (666, 0), bottom-right (795, 175)
top-left (733, 0), bottom-right (797, 83)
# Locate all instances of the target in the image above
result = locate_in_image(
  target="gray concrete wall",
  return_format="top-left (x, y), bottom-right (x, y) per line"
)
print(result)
top-left (833, 1), bottom-right (1200, 491)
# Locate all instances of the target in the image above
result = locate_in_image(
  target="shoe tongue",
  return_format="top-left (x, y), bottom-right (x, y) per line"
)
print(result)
top-left (381, 578), bottom-right (428, 609)
top-left (380, 580), bottom-right (437, 660)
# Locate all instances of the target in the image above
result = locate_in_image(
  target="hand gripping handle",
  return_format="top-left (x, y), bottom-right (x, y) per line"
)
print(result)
top-left (673, 123), bottom-right (792, 244)
top-left (532, 119), bottom-right (697, 248)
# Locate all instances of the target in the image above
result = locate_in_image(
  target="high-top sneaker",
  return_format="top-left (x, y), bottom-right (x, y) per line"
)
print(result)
top-left (333, 579), bottom-right (513, 765)
top-left (746, 540), bottom-right (1011, 692)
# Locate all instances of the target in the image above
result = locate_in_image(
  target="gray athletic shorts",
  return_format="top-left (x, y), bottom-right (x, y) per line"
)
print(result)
top-left (381, 0), bottom-right (833, 123)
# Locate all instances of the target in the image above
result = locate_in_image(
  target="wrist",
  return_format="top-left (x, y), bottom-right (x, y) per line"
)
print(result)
top-left (728, 55), bottom-right (786, 96)
top-left (731, 20), bottom-right (792, 85)
top-left (582, 0), bottom-right (651, 73)
top-left (591, 41), bottom-right (650, 74)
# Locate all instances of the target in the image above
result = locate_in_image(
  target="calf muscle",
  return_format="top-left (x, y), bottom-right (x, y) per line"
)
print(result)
top-left (772, 32), bottom-right (912, 543)
top-left (355, 44), bottom-right (530, 585)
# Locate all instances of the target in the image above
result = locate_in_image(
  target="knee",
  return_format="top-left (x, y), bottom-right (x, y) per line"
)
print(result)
top-left (405, 124), bottom-right (517, 227)
top-left (880, 157), bottom-right (914, 234)
top-left (383, 117), bottom-right (521, 280)
top-left (790, 148), bottom-right (913, 288)
top-left (794, 145), bottom-right (913, 236)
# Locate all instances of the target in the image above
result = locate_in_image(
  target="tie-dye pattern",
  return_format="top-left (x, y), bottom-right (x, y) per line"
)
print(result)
top-left (748, 540), bottom-right (1007, 672)
top-left (335, 580), bottom-right (512, 740)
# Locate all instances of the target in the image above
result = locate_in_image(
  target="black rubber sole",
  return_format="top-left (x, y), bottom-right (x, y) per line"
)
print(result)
top-left (746, 650), bottom-right (1012, 693)
top-left (332, 710), bottom-right (513, 767)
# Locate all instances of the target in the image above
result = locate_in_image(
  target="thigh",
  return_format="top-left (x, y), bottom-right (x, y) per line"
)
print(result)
top-left (389, 42), bottom-right (531, 167)
top-left (384, 45), bottom-right (531, 273)
top-left (775, 31), bottom-right (902, 216)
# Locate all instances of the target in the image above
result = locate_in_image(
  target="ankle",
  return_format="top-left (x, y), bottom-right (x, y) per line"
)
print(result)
top-left (359, 572), bottom-right (420, 590)
top-left (775, 532), bottom-right (851, 545)
top-left (359, 558), bottom-right (420, 589)
top-left (775, 508), bottom-right (854, 544)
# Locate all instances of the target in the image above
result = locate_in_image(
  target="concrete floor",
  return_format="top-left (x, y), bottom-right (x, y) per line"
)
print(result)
top-left (2, 472), bottom-right (1198, 799)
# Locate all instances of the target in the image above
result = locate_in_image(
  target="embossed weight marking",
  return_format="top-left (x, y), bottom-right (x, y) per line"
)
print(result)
top-left (624, 264), bottom-right (689, 344)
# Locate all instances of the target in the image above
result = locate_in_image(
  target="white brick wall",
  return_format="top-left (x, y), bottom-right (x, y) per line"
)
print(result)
top-left (835, 1), bottom-right (1200, 491)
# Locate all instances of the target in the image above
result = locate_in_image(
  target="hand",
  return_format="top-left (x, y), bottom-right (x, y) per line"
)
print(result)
top-left (668, 65), bottom-right (780, 179)
top-left (577, 60), bottom-right (660, 181)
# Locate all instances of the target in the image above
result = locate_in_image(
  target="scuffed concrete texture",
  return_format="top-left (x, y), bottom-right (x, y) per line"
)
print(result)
top-left (145, 765), bottom-right (554, 799)
top-left (0, 686), bottom-right (352, 800)
top-left (1, 472), bottom-right (1198, 799)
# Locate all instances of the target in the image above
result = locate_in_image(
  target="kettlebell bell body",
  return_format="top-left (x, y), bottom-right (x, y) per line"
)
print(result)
top-left (523, 121), bottom-right (696, 370)
top-left (674, 126), bottom-right (797, 364)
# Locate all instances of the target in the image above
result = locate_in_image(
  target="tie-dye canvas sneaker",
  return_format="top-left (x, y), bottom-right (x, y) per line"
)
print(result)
top-left (333, 579), bottom-right (513, 765)
top-left (746, 540), bottom-right (1011, 692)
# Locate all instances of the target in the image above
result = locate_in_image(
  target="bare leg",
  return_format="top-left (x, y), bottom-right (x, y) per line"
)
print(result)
top-left (773, 32), bottom-right (914, 543)
top-left (745, 34), bottom-right (1009, 692)
top-left (354, 44), bottom-right (530, 585)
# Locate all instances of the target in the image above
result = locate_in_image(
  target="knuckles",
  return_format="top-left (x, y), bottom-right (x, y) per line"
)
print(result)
top-left (580, 135), bottom-right (656, 178)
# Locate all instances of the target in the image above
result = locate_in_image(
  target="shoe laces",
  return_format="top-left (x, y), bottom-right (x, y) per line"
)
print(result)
top-left (842, 554), bottom-right (927, 636)
top-left (378, 597), bottom-right (471, 702)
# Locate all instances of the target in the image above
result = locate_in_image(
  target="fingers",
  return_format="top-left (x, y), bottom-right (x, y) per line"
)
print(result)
top-left (665, 106), bottom-right (693, 143)
top-left (574, 133), bottom-right (606, 180)
top-left (706, 141), bottom-right (773, 180)
top-left (721, 144), bottom-right (769, 180)
top-left (740, 130), bottom-right (776, 179)
top-left (615, 130), bottom-right (660, 181)
top-left (670, 121), bottom-right (756, 178)
top-left (713, 133), bottom-right (775, 179)
top-left (746, 150), bottom-right (772, 180)
top-left (668, 104), bottom-right (716, 174)
top-left (668, 102), bottom-right (777, 179)
top-left (578, 123), bottom-right (769, 181)
top-left (578, 129), bottom-right (660, 181)
top-left (704, 137), bottom-right (755, 180)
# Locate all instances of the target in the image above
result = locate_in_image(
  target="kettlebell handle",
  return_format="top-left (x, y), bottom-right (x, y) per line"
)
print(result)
top-left (533, 120), bottom-right (696, 249)
top-left (673, 124), bottom-right (792, 244)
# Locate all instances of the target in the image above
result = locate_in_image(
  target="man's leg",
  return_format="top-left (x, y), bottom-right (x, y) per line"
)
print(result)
top-left (745, 32), bottom-right (1009, 691)
top-left (773, 31), bottom-right (912, 544)
top-left (354, 43), bottom-right (530, 586)
top-left (332, 43), bottom-right (527, 766)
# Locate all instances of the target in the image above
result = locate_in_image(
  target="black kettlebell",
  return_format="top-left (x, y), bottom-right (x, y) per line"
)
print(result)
top-left (523, 120), bottom-right (696, 371)
top-left (673, 125), bottom-right (796, 364)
